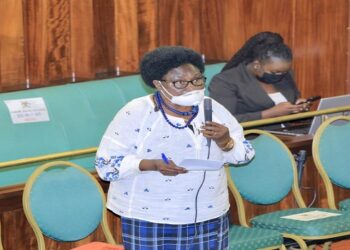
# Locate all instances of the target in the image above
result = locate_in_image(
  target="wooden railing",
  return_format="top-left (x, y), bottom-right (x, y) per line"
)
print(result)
top-left (241, 105), bottom-right (350, 128)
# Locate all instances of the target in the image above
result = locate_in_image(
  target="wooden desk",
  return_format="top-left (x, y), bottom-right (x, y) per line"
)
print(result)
top-left (276, 134), bottom-right (313, 154)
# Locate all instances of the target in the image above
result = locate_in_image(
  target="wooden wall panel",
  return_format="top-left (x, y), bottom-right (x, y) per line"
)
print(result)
top-left (157, 0), bottom-right (180, 46)
top-left (293, 0), bottom-right (349, 98)
top-left (25, 0), bottom-right (73, 87)
top-left (220, 0), bottom-right (246, 59)
top-left (137, 0), bottom-right (158, 62)
top-left (158, 0), bottom-right (201, 51)
top-left (24, 0), bottom-right (49, 87)
top-left (178, 0), bottom-right (201, 52)
top-left (218, 0), bottom-right (295, 62)
top-left (200, 0), bottom-right (226, 60)
top-left (0, 0), bottom-right (349, 96)
top-left (70, 0), bottom-right (94, 80)
top-left (239, 0), bottom-right (294, 45)
top-left (0, 0), bottom-right (26, 91)
top-left (46, 0), bottom-right (72, 83)
top-left (92, 0), bottom-right (116, 78)
top-left (115, 0), bottom-right (139, 72)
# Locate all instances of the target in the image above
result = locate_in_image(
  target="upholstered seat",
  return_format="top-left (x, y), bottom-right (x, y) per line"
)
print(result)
top-left (339, 199), bottom-right (350, 211)
top-left (229, 225), bottom-right (283, 250)
top-left (251, 208), bottom-right (350, 236)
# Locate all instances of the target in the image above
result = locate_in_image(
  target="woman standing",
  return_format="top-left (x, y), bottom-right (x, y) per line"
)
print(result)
top-left (95, 46), bottom-right (254, 250)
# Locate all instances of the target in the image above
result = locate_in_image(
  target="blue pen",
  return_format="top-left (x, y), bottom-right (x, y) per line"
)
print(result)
top-left (161, 153), bottom-right (170, 165)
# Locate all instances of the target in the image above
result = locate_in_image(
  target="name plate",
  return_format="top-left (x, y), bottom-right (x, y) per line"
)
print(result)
top-left (4, 97), bottom-right (50, 124)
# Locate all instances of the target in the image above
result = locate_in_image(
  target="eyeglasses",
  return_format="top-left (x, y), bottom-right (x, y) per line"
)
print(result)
top-left (160, 76), bottom-right (207, 89)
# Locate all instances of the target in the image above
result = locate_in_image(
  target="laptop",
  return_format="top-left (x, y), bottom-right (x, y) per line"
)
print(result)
top-left (265, 94), bottom-right (350, 136)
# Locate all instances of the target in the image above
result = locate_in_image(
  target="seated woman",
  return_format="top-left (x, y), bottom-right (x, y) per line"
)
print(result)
top-left (209, 31), bottom-right (311, 123)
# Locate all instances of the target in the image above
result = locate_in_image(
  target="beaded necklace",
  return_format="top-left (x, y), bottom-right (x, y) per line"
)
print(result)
top-left (155, 91), bottom-right (198, 129)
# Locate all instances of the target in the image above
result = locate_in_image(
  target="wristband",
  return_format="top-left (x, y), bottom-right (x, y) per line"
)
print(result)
top-left (221, 137), bottom-right (234, 152)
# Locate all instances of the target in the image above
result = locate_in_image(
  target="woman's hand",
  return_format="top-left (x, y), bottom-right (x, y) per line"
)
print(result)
top-left (201, 121), bottom-right (231, 149)
top-left (295, 98), bottom-right (312, 112)
top-left (262, 102), bottom-right (306, 118)
top-left (139, 159), bottom-right (187, 176)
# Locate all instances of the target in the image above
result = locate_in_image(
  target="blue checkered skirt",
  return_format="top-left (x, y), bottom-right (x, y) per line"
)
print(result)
top-left (121, 213), bottom-right (229, 250)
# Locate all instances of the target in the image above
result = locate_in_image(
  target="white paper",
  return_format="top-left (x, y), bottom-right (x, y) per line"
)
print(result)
top-left (281, 210), bottom-right (341, 221)
top-left (268, 92), bottom-right (288, 105)
top-left (4, 97), bottom-right (50, 124)
top-left (179, 159), bottom-right (224, 171)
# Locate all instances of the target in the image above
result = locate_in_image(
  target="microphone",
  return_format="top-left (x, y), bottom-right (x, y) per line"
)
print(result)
top-left (204, 98), bottom-right (212, 148)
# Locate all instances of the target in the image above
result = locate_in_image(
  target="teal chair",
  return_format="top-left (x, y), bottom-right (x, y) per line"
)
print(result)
top-left (204, 62), bottom-right (225, 95)
top-left (22, 161), bottom-right (123, 250)
top-left (226, 130), bottom-right (350, 250)
top-left (312, 116), bottom-right (350, 211)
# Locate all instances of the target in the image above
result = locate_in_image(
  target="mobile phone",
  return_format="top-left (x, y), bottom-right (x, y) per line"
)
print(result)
top-left (306, 95), bottom-right (321, 102)
top-left (298, 95), bottom-right (321, 104)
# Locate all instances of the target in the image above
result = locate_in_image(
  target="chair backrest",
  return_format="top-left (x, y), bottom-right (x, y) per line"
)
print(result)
top-left (22, 161), bottom-right (116, 249)
top-left (204, 62), bottom-right (225, 95)
top-left (312, 116), bottom-right (350, 209)
top-left (0, 76), bottom-right (153, 187)
top-left (226, 129), bottom-right (306, 226)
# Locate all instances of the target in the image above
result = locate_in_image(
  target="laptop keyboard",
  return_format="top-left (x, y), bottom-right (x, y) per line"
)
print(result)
top-left (265, 129), bottom-right (307, 136)
top-left (265, 125), bottom-right (310, 136)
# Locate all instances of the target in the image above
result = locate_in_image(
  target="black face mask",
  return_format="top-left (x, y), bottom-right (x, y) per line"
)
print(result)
top-left (257, 72), bottom-right (286, 84)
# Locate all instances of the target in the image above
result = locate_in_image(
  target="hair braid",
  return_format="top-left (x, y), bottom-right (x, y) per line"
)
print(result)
top-left (222, 31), bottom-right (285, 72)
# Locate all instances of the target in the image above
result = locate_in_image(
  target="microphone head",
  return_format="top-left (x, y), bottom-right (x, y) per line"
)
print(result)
top-left (204, 98), bottom-right (212, 122)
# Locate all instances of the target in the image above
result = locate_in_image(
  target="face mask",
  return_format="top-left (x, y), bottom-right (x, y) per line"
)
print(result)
top-left (160, 85), bottom-right (205, 106)
top-left (257, 72), bottom-right (286, 84)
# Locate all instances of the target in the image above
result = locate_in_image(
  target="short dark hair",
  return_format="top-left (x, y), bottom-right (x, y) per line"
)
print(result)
top-left (140, 46), bottom-right (204, 88)
top-left (222, 31), bottom-right (292, 71)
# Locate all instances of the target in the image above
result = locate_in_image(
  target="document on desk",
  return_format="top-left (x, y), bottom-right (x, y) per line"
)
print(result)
top-left (179, 159), bottom-right (224, 171)
top-left (281, 210), bottom-right (341, 221)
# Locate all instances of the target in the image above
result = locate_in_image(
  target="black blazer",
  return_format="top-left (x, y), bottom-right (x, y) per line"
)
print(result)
top-left (208, 63), bottom-right (300, 123)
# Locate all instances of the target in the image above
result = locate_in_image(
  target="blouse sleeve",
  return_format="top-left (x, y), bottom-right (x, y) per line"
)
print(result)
top-left (212, 99), bottom-right (255, 164)
top-left (95, 101), bottom-right (144, 182)
top-left (223, 120), bottom-right (255, 165)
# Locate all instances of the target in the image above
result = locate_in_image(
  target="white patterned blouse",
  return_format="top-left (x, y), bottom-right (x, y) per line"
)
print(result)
top-left (95, 95), bottom-right (255, 225)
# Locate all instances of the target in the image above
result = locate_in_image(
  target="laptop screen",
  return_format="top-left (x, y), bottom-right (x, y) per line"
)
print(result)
top-left (263, 94), bottom-right (350, 136)
top-left (309, 94), bottom-right (350, 135)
